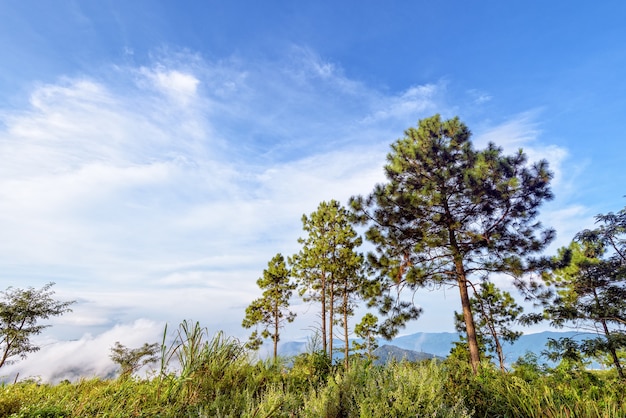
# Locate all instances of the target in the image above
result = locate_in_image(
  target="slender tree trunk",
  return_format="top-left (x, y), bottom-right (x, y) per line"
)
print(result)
top-left (320, 271), bottom-right (327, 356)
top-left (450, 231), bottom-right (480, 372)
top-left (593, 287), bottom-right (624, 378)
top-left (0, 343), bottom-right (12, 369)
top-left (343, 288), bottom-right (349, 369)
top-left (329, 279), bottom-right (334, 359)
top-left (445, 202), bottom-right (480, 373)
top-left (273, 300), bottom-right (279, 360)
top-left (457, 271), bottom-right (481, 373)
top-left (601, 318), bottom-right (624, 379)
top-left (481, 302), bottom-right (505, 371)
top-left (492, 328), bottom-right (506, 371)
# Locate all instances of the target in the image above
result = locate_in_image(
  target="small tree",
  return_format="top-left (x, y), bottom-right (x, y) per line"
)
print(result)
top-left (352, 313), bottom-right (379, 360)
top-left (110, 341), bottom-right (159, 379)
top-left (242, 253), bottom-right (297, 359)
top-left (454, 281), bottom-right (523, 370)
top-left (541, 337), bottom-right (589, 373)
top-left (0, 282), bottom-right (74, 368)
top-left (546, 238), bottom-right (626, 378)
top-left (332, 210), bottom-right (365, 369)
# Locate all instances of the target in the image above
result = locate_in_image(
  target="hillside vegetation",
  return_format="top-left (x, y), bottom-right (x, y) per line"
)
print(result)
top-left (1, 329), bottom-right (625, 418)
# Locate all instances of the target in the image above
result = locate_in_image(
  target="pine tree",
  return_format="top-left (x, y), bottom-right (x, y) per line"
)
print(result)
top-left (351, 115), bottom-right (554, 372)
top-left (454, 281), bottom-right (523, 370)
top-left (290, 200), bottom-right (364, 361)
top-left (546, 224), bottom-right (626, 378)
top-left (353, 313), bottom-right (379, 361)
top-left (242, 253), bottom-right (296, 360)
top-left (335, 239), bottom-right (365, 368)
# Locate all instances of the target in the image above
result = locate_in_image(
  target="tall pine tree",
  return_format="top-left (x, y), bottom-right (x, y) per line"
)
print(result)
top-left (290, 200), bottom-right (364, 361)
top-left (351, 115), bottom-right (554, 372)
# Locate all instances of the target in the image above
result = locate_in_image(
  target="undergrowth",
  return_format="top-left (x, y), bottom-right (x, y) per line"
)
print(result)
top-left (1, 324), bottom-right (625, 417)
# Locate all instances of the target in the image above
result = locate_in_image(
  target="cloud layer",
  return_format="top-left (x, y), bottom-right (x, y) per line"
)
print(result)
top-left (1, 320), bottom-right (163, 383)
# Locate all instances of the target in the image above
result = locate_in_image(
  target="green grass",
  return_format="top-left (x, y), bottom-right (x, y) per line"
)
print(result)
top-left (1, 326), bottom-right (625, 417)
top-left (3, 359), bottom-right (625, 417)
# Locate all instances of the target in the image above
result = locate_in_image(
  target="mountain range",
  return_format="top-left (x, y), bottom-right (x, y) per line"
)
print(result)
top-left (278, 330), bottom-right (591, 367)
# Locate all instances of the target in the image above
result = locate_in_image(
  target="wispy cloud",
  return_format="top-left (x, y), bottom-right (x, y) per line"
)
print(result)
top-left (140, 68), bottom-right (200, 106)
top-left (466, 89), bottom-right (492, 105)
top-left (362, 83), bottom-right (442, 124)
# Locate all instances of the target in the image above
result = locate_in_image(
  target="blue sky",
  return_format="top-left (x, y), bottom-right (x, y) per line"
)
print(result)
top-left (1, 1), bottom-right (625, 381)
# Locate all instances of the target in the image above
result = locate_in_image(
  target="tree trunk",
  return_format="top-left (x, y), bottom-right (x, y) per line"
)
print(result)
top-left (321, 271), bottom-right (327, 356)
top-left (273, 300), bottom-right (279, 360)
top-left (483, 307), bottom-right (505, 371)
top-left (329, 279), bottom-right (334, 359)
top-left (0, 344), bottom-right (11, 369)
top-left (457, 271), bottom-right (481, 373)
top-left (593, 287), bottom-right (624, 379)
top-left (343, 288), bottom-right (349, 369)
top-left (448, 224), bottom-right (480, 373)
top-left (493, 332), bottom-right (505, 371)
top-left (601, 318), bottom-right (624, 379)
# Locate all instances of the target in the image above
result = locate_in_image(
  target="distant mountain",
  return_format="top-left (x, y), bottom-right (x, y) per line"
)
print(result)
top-left (278, 340), bottom-right (309, 357)
top-left (373, 345), bottom-right (443, 364)
top-left (391, 332), bottom-right (459, 358)
top-left (500, 331), bottom-right (592, 366)
top-left (278, 330), bottom-right (592, 367)
top-left (388, 330), bottom-right (590, 366)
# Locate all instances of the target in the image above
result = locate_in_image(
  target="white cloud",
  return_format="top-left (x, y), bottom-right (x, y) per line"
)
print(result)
top-left (363, 83), bottom-right (441, 124)
top-left (474, 111), bottom-right (573, 191)
top-left (474, 111), bottom-right (543, 150)
top-left (1, 319), bottom-right (163, 383)
top-left (140, 67), bottom-right (200, 106)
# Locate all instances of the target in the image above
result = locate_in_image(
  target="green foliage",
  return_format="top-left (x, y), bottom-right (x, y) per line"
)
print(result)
top-left (511, 351), bottom-right (548, 381)
top-left (11, 404), bottom-right (69, 418)
top-left (352, 313), bottom-right (379, 360)
top-left (242, 253), bottom-right (296, 359)
top-left (290, 199), bottom-right (364, 364)
top-left (542, 337), bottom-right (588, 367)
top-left (454, 280), bottom-right (523, 370)
top-left (444, 357), bottom-right (626, 417)
top-left (0, 283), bottom-right (74, 368)
top-left (3, 348), bottom-right (626, 417)
top-left (290, 350), bottom-right (333, 389)
top-left (307, 360), bottom-right (471, 418)
top-left (544, 205), bottom-right (626, 378)
top-left (109, 341), bottom-right (159, 379)
top-left (351, 115), bottom-right (554, 372)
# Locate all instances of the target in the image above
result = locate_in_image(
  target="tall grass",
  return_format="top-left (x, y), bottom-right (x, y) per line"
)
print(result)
top-left (300, 359), bottom-right (471, 417)
top-left (444, 359), bottom-right (626, 417)
top-left (2, 323), bottom-right (625, 417)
